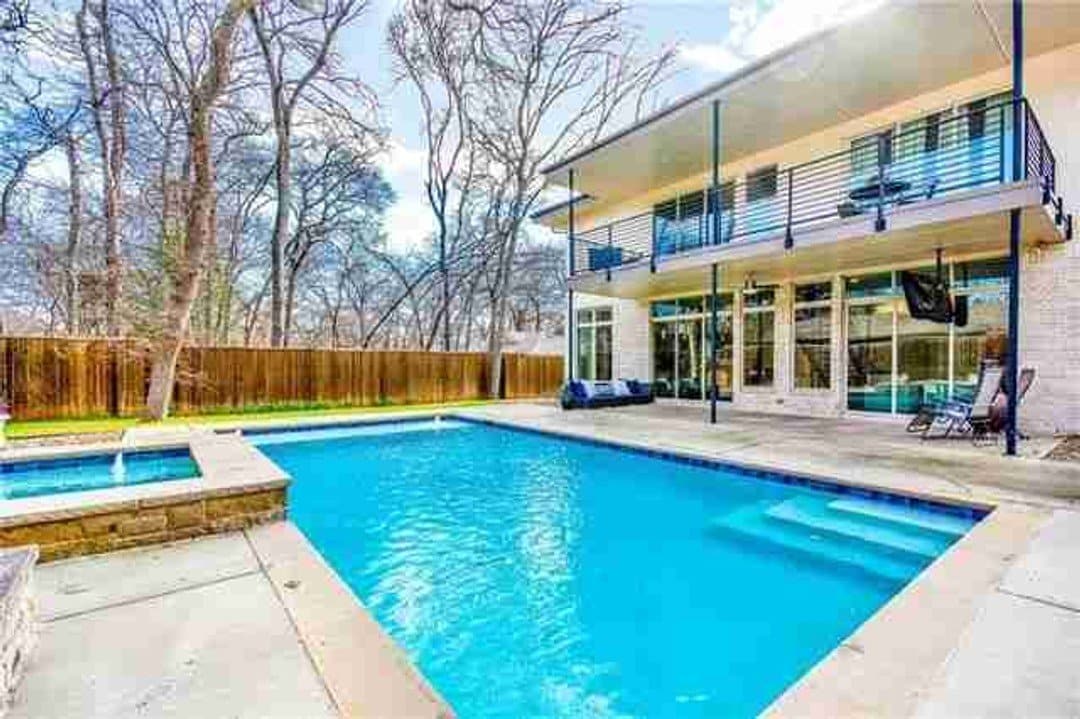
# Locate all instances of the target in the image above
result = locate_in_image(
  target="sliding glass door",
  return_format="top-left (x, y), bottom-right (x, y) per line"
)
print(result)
top-left (651, 294), bottom-right (733, 401)
top-left (845, 260), bottom-right (1007, 414)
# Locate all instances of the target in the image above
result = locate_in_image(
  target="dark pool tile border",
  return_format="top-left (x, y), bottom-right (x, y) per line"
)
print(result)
top-left (0, 447), bottom-right (194, 473)
top-left (452, 415), bottom-right (990, 522)
top-left (232, 414), bottom-right (444, 438)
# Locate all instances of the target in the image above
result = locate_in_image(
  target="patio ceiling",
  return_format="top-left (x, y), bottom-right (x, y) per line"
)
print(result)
top-left (541, 0), bottom-right (1080, 221)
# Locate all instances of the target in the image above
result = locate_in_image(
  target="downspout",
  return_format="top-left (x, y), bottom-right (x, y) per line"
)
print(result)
top-left (1005, 0), bottom-right (1022, 456)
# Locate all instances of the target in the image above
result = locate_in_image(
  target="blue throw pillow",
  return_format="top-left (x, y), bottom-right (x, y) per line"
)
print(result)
top-left (568, 380), bottom-right (587, 400)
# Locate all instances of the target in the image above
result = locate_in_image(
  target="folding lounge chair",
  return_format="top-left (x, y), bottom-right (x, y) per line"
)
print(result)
top-left (921, 363), bottom-right (1003, 440)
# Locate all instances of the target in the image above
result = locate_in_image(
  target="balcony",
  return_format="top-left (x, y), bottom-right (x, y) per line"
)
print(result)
top-left (570, 98), bottom-right (1069, 281)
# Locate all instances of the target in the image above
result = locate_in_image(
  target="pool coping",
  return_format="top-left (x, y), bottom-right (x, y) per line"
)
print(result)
top-left (245, 521), bottom-right (454, 718)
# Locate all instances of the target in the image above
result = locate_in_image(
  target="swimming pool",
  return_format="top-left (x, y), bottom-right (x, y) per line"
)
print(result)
top-left (0, 448), bottom-right (200, 500)
top-left (257, 418), bottom-right (979, 717)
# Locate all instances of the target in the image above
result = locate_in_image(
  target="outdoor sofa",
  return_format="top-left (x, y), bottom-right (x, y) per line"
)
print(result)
top-left (560, 379), bottom-right (653, 410)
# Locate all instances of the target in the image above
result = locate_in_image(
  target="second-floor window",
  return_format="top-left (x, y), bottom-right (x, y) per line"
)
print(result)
top-left (745, 165), bottom-right (778, 203)
top-left (653, 191), bottom-right (705, 256)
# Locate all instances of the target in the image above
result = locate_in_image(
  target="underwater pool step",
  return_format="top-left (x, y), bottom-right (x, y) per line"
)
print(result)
top-left (826, 497), bottom-right (973, 537)
top-left (764, 498), bottom-right (950, 560)
top-left (710, 504), bottom-right (926, 584)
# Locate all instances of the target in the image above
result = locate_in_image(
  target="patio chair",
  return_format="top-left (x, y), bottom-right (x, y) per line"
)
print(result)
top-left (920, 362), bottom-right (1003, 440)
top-left (976, 367), bottom-right (1037, 441)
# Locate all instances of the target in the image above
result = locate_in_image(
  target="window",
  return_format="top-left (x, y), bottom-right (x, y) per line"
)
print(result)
top-left (653, 191), bottom-right (706, 255)
top-left (706, 181), bottom-right (737, 244)
top-left (742, 287), bottom-right (775, 387)
top-left (650, 294), bottom-right (734, 401)
top-left (576, 307), bottom-right (613, 381)
top-left (851, 130), bottom-right (893, 178)
top-left (844, 262), bottom-right (1008, 413)
top-left (794, 282), bottom-right (832, 389)
top-left (745, 165), bottom-right (778, 203)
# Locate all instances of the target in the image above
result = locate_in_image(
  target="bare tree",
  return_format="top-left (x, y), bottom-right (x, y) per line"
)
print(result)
top-left (144, 0), bottom-right (258, 419)
top-left (76, 0), bottom-right (127, 336)
top-left (62, 129), bottom-right (83, 333)
top-left (248, 0), bottom-right (376, 347)
top-left (388, 0), bottom-right (482, 351)
top-left (437, 0), bottom-right (674, 395)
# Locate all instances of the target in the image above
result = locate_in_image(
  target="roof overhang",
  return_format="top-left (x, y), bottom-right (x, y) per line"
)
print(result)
top-left (540, 0), bottom-right (1080, 226)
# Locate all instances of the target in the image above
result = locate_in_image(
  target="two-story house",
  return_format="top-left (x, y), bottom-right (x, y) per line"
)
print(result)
top-left (537, 0), bottom-right (1078, 447)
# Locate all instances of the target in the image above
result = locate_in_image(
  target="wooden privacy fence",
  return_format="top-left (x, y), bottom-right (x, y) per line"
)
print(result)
top-left (0, 337), bottom-right (564, 421)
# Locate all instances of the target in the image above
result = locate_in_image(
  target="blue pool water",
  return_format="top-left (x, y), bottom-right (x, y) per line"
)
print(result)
top-left (258, 419), bottom-right (978, 718)
top-left (0, 449), bottom-right (200, 500)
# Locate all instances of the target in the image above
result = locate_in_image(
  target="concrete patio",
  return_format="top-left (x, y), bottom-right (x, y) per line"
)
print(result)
top-left (11, 523), bottom-right (450, 719)
top-left (465, 400), bottom-right (1080, 506)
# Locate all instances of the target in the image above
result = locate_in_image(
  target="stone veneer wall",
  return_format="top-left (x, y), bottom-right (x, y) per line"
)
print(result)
top-left (0, 547), bottom-right (36, 717)
top-left (0, 489), bottom-right (285, 563)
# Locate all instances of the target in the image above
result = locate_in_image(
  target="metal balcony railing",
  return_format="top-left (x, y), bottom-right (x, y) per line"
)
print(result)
top-left (570, 97), bottom-right (1062, 278)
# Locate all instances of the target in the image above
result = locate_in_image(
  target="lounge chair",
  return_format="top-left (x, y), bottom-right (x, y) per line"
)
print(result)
top-left (560, 379), bottom-right (653, 410)
top-left (920, 362), bottom-right (1003, 440)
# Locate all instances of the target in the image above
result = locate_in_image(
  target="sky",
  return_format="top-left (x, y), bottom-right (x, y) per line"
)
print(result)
top-left (347, 0), bottom-right (884, 252)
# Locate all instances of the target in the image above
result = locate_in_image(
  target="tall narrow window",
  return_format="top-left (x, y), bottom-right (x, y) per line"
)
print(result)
top-left (793, 282), bottom-right (832, 389)
top-left (742, 288), bottom-right (775, 387)
top-left (576, 308), bottom-right (613, 381)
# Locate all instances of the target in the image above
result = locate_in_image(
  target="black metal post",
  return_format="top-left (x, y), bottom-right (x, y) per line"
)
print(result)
top-left (1006, 0), bottom-right (1023, 456)
top-left (785, 167), bottom-right (794, 249)
top-left (567, 168), bottom-right (576, 381)
top-left (710, 99), bottom-right (722, 425)
top-left (711, 99), bottom-right (721, 246)
top-left (710, 263), bottom-right (719, 424)
top-left (875, 133), bottom-right (887, 232)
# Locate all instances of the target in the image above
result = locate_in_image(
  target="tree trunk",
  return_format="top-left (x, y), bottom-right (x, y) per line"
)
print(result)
top-left (64, 133), bottom-right (83, 334)
top-left (269, 140), bottom-right (289, 346)
top-left (99, 0), bottom-right (126, 336)
top-left (0, 158), bottom-right (28, 241)
top-left (486, 224), bottom-right (520, 399)
top-left (144, 0), bottom-right (256, 420)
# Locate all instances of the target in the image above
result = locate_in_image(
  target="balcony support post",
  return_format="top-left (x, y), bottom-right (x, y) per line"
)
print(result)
top-left (711, 99), bottom-right (722, 247)
top-left (567, 167), bottom-right (576, 382)
top-left (710, 262), bottom-right (719, 424)
top-left (875, 133), bottom-right (887, 232)
top-left (1005, 0), bottom-right (1023, 456)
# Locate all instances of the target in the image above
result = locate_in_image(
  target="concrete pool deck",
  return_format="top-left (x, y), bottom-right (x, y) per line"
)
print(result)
top-left (12, 523), bottom-right (452, 718)
top-left (8, 402), bottom-right (1080, 716)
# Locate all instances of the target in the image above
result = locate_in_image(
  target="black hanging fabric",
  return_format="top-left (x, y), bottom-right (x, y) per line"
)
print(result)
top-left (900, 270), bottom-right (953, 323)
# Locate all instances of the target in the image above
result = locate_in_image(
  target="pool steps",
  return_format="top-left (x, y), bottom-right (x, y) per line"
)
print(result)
top-left (765, 498), bottom-right (947, 559)
top-left (709, 494), bottom-right (965, 584)
top-left (826, 497), bottom-right (971, 537)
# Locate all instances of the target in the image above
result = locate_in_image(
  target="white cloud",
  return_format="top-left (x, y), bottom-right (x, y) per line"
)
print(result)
top-left (677, 0), bottom-right (886, 77)
top-left (677, 43), bottom-right (748, 75)
top-left (378, 138), bottom-right (434, 252)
